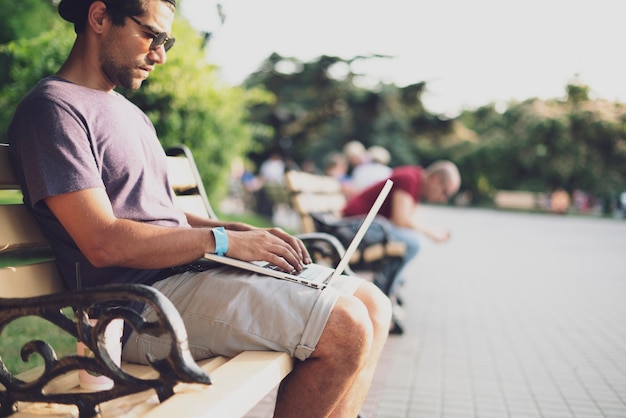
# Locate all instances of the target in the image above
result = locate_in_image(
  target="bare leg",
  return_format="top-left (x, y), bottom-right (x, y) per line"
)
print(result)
top-left (329, 282), bottom-right (392, 416)
top-left (274, 282), bottom-right (392, 418)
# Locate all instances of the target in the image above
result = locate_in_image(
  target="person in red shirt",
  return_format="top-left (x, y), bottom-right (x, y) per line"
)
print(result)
top-left (343, 161), bottom-right (461, 332)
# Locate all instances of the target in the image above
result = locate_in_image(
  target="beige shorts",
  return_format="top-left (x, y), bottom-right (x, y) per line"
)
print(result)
top-left (122, 266), bottom-right (362, 363)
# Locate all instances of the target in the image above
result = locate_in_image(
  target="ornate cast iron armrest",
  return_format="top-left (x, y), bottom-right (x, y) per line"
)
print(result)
top-left (0, 284), bottom-right (211, 418)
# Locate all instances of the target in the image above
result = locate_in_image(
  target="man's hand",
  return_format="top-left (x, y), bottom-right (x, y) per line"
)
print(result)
top-left (186, 214), bottom-right (312, 271)
top-left (224, 227), bottom-right (311, 273)
top-left (427, 229), bottom-right (451, 243)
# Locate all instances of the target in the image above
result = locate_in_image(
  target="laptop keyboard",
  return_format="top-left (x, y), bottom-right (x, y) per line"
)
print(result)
top-left (259, 262), bottom-right (323, 280)
top-left (293, 265), bottom-right (322, 280)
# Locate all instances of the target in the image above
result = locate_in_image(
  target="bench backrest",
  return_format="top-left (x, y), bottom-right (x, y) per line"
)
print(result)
top-left (166, 145), bottom-right (217, 220)
top-left (0, 143), bottom-right (213, 298)
top-left (284, 170), bottom-right (347, 233)
top-left (0, 144), bottom-right (64, 297)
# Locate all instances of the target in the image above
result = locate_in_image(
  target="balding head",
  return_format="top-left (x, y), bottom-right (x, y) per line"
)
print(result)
top-left (424, 160), bottom-right (461, 203)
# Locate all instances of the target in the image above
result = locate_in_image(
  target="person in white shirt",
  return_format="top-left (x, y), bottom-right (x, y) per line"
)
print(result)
top-left (352, 145), bottom-right (393, 192)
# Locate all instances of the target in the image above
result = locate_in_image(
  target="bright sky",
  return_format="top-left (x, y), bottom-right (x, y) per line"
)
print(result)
top-left (180, 0), bottom-right (626, 117)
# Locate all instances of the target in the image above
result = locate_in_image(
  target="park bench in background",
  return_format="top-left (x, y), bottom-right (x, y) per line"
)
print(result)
top-left (493, 190), bottom-right (546, 211)
top-left (0, 143), bottom-right (305, 418)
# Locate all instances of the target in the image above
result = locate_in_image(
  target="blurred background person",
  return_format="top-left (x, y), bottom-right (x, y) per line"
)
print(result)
top-left (352, 145), bottom-right (393, 192)
top-left (343, 140), bottom-right (368, 173)
top-left (259, 151), bottom-right (286, 185)
top-left (343, 141), bottom-right (369, 181)
top-left (324, 151), bottom-right (356, 198)
top-left (256, 151), bottom-right (286, 219)
top-left (342, 161), bottom-right (461, 333)
top-left (301, 158), bottom-right (321, 174)
top-left (550, 187), bottom-right (570, 214)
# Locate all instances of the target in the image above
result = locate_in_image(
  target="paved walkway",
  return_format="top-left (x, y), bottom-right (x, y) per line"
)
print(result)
top-left (249, 206), bottom-right (626, 417)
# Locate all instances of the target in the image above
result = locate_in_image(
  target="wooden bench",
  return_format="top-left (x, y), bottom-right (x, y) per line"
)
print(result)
top-left (284, 170), bottom-right (406, 293)
top-left (493, 190), bottom-right (546, 211)
top-left (0, 143), bottom-right (294, 418)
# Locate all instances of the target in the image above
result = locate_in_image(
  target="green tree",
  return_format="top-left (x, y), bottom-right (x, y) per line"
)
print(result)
top-left (0, 20), bottom-right (74, 141)
top-left (459, 84), bottom-right (626, 208)
top-left (0, 0), bottom-right (57, 44)
top-left (244, 53), bottom-right (454, 169)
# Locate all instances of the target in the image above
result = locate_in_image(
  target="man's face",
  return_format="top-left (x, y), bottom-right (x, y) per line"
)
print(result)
top-left (99, 0), bottom-right (175, 90)
top-left (424, 173), bottom-right (454, 204)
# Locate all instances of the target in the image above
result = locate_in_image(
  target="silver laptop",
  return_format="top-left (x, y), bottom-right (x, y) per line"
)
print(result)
top-left (203, 179), bottom-right (393, 289)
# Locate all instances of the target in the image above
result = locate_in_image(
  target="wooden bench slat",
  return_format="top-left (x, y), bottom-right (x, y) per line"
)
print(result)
top-left (285, 170), bottom-right (343, 194)
top-left (166, 156), bottom-right (199, 192)
top-left (291, 193), bottom-right (347, 216)
top-left (165, 146), bottom-right (217, 220)
top-left (285, 171), bottom-right (348, 234)
top-left (120, 357), bottom-right (228, 381)
top-left (140, 352), bottom-right (293, 418)
top-left (0, 205), bottom-right (49, 252)
top-left (0, 261), bottom-right (65, 297)
top-left (172, 195), bottom-right (211, 220)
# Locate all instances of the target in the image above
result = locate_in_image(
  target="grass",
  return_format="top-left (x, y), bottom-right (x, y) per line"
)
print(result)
top-left (0, 252), bottom-right (54, 268)
top-left (0, 190), bottom-right (22, 205)
top-left (0, 310), bottom-right (76, 375)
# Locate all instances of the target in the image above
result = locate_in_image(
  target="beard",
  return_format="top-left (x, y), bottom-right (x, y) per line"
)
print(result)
top-left (99, 42), bottom-right (149, 90)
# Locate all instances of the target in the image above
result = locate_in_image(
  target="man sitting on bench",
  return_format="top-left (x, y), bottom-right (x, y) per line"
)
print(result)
top-left (7, 0), bottom-right (391, 416)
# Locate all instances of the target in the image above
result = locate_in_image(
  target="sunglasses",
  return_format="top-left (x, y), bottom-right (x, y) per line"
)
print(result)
top-left (128, 16), bottom-right (175, 52)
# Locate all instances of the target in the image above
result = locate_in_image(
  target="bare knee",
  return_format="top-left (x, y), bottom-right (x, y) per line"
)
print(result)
top-left (313, 295), bottom-right (373, 371)
top-left (355, 281), bottom-right (393, 333)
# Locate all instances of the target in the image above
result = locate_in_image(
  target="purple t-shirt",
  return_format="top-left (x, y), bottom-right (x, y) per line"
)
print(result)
top-left (8, 77), bottom-right (189, 289)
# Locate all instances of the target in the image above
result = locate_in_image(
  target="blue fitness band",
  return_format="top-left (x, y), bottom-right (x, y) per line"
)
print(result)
top-left (211, 226), bottom-right (228, 256)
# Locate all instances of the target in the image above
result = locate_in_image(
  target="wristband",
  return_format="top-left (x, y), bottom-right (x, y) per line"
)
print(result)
top-left (211, 227), bottom-right (228, 256)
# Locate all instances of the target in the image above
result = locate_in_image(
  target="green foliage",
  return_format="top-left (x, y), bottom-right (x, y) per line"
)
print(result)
top-left (566, 82), bottom-right (590, 104)
top-left (0, 0), bottom-right (58, 44)
top-left (0, 21), bottom-right (74, 142)
top-left (244, 54), bottom-right (454, 169)
top-left (122, 18), bottom-right (269, 202)
top-left (0, 190), bottom-right (22, 204)
top-left (459, 91), bottom-right (626, 207)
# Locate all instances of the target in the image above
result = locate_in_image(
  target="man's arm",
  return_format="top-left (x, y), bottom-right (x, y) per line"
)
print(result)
top-left (389, 190), bottom-right (451, 242)
top-left (45, 188), bottom-right (308, 271)
top-left (185, 212), bottom-right (253, 231)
